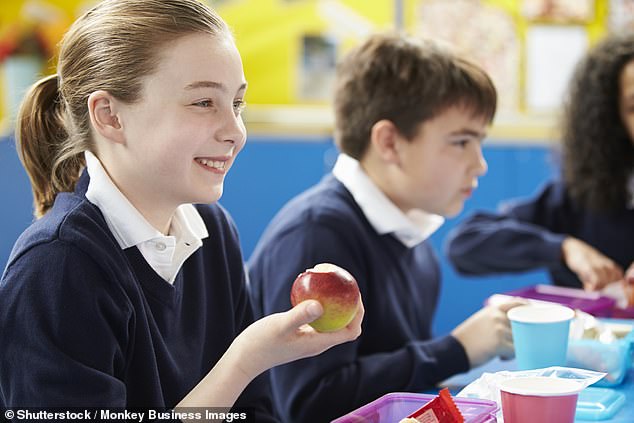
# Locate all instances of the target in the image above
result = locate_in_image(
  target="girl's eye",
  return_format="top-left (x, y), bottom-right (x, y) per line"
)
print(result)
top-left (194, 99), bottom-right (213, 108)
top-left (233, 100), bottom-right (246, 114)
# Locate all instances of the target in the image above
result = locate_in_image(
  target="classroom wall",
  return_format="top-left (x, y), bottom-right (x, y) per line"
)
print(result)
top-left (0, 135), bottom-right (555, 336)
top-left (0, 0), bottom-right (612, 129)
top-left (0, 0), bottom-right (597, 337)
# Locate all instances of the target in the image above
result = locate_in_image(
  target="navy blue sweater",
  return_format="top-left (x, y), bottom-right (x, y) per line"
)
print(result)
top-left (0, 171), bottom-right (276, 420)
top-left (446, 180), bottom-right (634, 288)
top-left (248, 175), bottom-right (469, 423)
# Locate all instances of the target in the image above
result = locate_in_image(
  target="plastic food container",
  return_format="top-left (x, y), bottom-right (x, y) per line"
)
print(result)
top-left (567, 318), bottom-right (634, 387)
top-left (330, 392), bottom-right (498, 423)
top-left (575, 387), bottom-right (626, 421)
top-left (502, 285), bottom-right (616, 317)
top-left (611, 307), bottom-right (634, 319)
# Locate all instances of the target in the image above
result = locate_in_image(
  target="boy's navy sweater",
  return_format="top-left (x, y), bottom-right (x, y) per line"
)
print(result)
top-left (446, 180), bottom-right (634, 288)
top-left (248, 174), bottom-right (469, 423)
top-left (0, 171), bottom-right (276, 421)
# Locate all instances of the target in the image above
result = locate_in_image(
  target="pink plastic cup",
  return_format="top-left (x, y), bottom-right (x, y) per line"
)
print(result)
top-left (499, 377), bottom-right (582, 423)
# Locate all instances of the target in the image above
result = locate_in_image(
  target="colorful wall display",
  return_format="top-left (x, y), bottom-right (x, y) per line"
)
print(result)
top-left (0, 0), bottom-right (613, 134)
top-left (415, 0), bottom-right (519, 116)
top-left (609, 0), bottom-right (634, 31)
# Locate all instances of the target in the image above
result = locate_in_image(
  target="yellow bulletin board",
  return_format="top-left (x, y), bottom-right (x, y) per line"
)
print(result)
top-left (408, 0), bottom-right (609, 140)
top-left (218, 0), bottom-right (611, 139)
top-left (217, 0), bottom-right (394, 106)
top-left (0, 0), bottom-right (619, 138)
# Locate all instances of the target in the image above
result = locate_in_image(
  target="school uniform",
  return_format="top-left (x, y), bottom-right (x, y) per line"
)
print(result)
top-left (248, 154), bottom-right (469, 423)
top-left (446, 180), bottom-right (634, 288)
top-left (0, 152), bottom-right (277, 421)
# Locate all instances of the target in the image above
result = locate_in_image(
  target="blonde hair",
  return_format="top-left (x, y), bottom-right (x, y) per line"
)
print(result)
top-left (16, 0), bottom-right (230, 218)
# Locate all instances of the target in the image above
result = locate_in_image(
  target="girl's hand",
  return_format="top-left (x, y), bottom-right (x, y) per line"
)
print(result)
top-left (231, 298), bottom-right (364, 380)
top-left (178, 298), bottom-right (363, 408)
top-left (561, 237), bottom-right (623, 291)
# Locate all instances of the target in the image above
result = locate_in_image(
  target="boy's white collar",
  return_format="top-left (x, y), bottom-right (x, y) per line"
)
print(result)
top-left (332, 153), bottom-right (444, 247)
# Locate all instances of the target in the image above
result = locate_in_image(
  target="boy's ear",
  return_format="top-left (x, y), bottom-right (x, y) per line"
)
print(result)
top-left (87, 90), bottom-right (125, 144)
top-left (370, 119), bottom-right (401, 164)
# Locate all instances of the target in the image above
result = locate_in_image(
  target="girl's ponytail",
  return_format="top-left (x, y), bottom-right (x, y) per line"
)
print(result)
top-left (16, 74), bottom-right (82, 218)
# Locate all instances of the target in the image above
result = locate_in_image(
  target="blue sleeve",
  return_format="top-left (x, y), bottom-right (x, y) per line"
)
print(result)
top-left (212, 207), bottom-right (279, 422)
top-left (231, 263), bottom-right (279, 423)
top-left (249, 221), bottom-right (468, 423)
top-left (0, 241), bottom-right (130, 407)
top-left (445, 181), bottom-right (570, 275)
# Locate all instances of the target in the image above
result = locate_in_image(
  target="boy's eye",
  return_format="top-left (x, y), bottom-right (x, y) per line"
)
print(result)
top-left (453, 139), bottom-right (470, 147)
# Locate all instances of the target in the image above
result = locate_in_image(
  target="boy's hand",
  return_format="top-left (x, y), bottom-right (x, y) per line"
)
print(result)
top-left (451, 301), bottom-right (524, 368)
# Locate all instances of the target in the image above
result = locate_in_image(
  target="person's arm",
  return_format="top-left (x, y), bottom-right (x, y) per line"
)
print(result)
top-left (0, 243), bottom-right (131, 407)
top-left (249, 222), bottom-right (469, 422)
top-left (176, 206), bottom-right (363, 416)
top-left (176, 299), bottom-right (363, 409)
top-left (445, 211), bottom-right (566, 274)
top-left (445, 181), bottom-right (569, 275)
top-left (0, 233), bottom-right (362, 416)
top-left (446, 181), bottom-right (625, 290)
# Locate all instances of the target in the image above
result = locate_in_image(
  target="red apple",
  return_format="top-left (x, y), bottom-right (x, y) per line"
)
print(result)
top-left (290, 263), bottom-right (360, 333)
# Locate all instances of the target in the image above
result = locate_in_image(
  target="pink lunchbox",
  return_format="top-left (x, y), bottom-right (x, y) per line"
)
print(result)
top-left (331, 392), bottom-right (498, 423)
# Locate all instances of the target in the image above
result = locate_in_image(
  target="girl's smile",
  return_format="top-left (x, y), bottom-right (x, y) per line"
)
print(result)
top-left (194, 148), bottom-right (235, 175)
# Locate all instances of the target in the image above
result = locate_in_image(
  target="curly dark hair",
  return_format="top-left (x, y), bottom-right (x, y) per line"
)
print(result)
top-left (561, 32), bottom-right (634, 212)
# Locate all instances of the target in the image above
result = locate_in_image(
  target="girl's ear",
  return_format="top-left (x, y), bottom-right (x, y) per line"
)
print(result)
top-left (369, 119), bottom-right (402, 165)
top-left (87, 90), bottom-right (125, 144)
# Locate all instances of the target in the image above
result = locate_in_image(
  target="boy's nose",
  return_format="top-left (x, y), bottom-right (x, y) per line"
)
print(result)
top-left (474, 148), bottom-right (488, 176)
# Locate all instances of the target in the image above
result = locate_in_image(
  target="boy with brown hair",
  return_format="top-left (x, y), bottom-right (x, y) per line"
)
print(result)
top-left (249, 32), bottom-right (519, 422)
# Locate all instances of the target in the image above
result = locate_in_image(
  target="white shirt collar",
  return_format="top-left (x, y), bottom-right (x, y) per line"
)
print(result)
top-left (332, 153), bottom-right (444, 248)
top-left (84, 151), bottom-right (208, 283)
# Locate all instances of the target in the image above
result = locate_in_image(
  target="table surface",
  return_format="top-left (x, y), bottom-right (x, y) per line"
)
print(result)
top-left (441, 358), bottom-right (634, 422)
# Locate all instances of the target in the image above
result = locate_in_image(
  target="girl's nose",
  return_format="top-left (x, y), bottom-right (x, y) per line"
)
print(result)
top-left (218, 111), bottom-right (247, 147)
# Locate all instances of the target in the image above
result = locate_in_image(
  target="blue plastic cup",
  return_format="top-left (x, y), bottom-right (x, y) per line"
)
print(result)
top-left (508, 304), bottom-right (575, 370)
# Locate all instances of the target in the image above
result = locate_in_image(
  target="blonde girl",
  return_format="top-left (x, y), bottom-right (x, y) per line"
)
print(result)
top-left (0, 0), bottom-right (362, 416)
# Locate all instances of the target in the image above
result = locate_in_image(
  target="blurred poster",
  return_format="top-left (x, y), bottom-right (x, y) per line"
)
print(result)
top-left (522, 0), bottom-right (595, 22)
top-left (416, 0), bottom-right (519, 115)
top-left (298, 34), bottom-right (337, 101)
top-left (525, 25), bottom-right (587, 112)
top-left (609, 0), bottom-right (634, 32)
